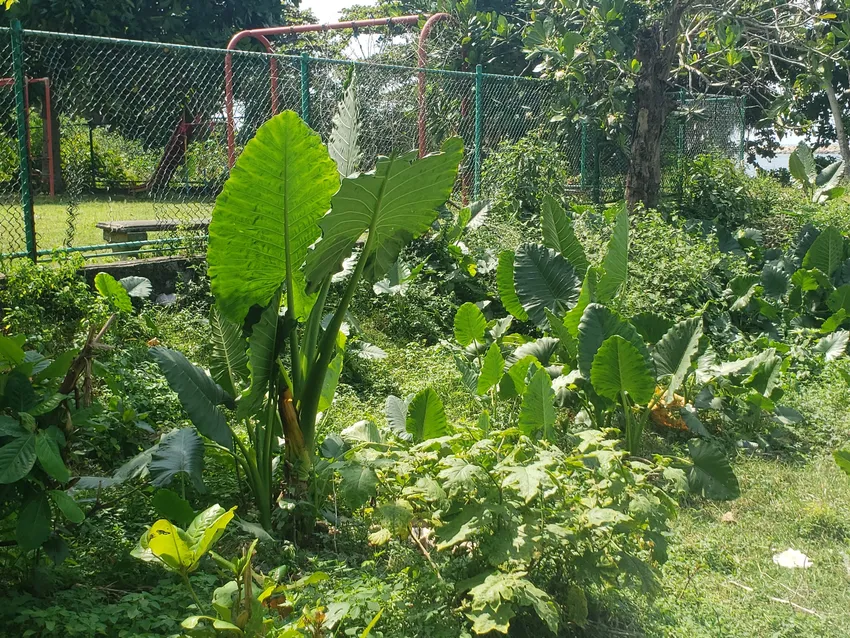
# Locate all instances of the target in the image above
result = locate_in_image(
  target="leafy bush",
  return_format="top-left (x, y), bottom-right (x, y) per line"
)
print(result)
top-left (481, 128), bottom-right (579, 219)
top-left (0, 257), bottom-right (97, 351)
top-left (679, 154), bottom-right (768, 228)
top-left (328, 413), bottom-right (676, 635)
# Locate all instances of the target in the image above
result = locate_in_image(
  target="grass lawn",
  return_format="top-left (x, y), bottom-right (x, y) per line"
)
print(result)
top-left (1, 195), bottom-right (212, 256)
top-left (590, 455), bottom-right (850, 637)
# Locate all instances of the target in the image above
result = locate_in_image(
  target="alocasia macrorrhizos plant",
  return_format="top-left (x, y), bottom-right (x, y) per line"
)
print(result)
top-left (151, 81), bottom-right (463, 530)
top-left (464, 195), bottom-right (743, 499)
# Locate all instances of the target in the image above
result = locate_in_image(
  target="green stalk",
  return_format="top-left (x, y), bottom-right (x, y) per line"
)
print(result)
top-left (181, 572), bottom-right (205, 612)
top-left (299, 159), bottom-right (392, 456)
top-left (301, 277), bottom-right (333, 382)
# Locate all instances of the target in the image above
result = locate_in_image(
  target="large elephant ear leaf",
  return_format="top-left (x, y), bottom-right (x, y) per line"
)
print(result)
top-left (94, 272), bottom-right (133, 313)
top-left (802, 227), bottom-right (845, 277)
top-left (514, 243), bottom-right (582, 328)
top-left (151, 347), bottom-right (233, 450)
top-left (406, 388), bottom-right (449, 442)
top-left (209, 306), bottom-right (249, 398)
top-left (652, 316), bottom-right (703, 401)
top-left (590, 335), bottom-right (655, 404)
top-left (518, 367), bottom-right (556, 440)
top-left (208, 111), bottom-right (339, 324)
top-left (496, 251), bottom-right (529, 321)
top-left (596, 204), bottom-right (628, 303)
top-left (238, 291), bottom-right (287, 420)
top-left (149, 428), bottom-right (205, 492)
top-left (687, 439), bottom-right (739, 500)
top-left (541, 194), bottom-right (587, 275)
top-left (328, 73), bottom-right (362, 179)
top-left (305, 137), bottom-right (463, 290)
top-left (454, 302), bottom-right (487, 347)
top-left (577, 303), bottom-right (651, 379)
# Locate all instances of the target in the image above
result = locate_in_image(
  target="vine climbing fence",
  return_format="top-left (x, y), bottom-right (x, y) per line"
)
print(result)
top-left (0, 22), bottom-right (746, 262)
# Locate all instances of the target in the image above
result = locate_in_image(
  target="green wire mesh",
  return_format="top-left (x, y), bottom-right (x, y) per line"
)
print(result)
top-left (0, 27), bottom-right (747, 262)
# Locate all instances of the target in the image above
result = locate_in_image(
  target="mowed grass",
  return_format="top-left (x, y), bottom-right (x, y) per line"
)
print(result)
top-left (590, 455), bottom-right (850, 637)
top-left (1, 196), bottom-right (211, 256)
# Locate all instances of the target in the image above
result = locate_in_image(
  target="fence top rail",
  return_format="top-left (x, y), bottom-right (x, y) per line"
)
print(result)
top-left (4, 25), bottom-right (557, 84)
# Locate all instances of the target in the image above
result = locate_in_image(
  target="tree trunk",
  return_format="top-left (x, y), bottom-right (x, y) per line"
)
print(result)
top-left (624, 0), bottom-right (690, 210)
top-left (625, 31), bottom-right (669, 211)
top-left (823, 77), bottom-right (850, 182)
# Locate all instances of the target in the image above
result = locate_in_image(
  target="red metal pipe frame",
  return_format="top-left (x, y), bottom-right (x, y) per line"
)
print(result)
top-left (0, 76), bottom-right (55, 197)
top-left (224, 13), bottom-right (450, 168)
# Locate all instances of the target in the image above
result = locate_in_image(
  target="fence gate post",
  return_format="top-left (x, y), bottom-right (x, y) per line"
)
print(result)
top-left (11, 20), bottom-right (36, 261)
top-left (677, 89), bottom-right (686, 207)
top-left (739, 95), bottom-right (747, 163)
top-left (580, 121), bottom-right (587, 192)
top-left (300, 52), bottom-right (310, 127)
top-left (473, 64), bottom-right (482, 200)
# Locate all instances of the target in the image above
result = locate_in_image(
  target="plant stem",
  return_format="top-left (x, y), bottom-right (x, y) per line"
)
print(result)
top-left (299, 159), bottom-right (391, 454)
top-left (181, 572), bottom-right (205, 612)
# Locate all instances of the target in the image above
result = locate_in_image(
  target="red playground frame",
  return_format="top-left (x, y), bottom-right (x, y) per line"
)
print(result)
top-left (224, 13), bottom-right (451, 168)
top-left (0, 75), bottom-right (55, 197)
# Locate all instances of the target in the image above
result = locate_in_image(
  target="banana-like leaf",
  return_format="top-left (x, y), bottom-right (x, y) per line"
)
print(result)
top-left (816, 159), bottom-right (844, 189)
top-left (477, 343), bottom-right (504, 396)
top-left (185, 504), bottom-right (237, 568)
top-left (653, 316), bottom-right (703, 401)
top-left (209, 306), bottom-right (249, 398)
top-left (630, 312), bottom-right (673, 346)
top-left (406, 387), bottom-right (449, 442)
top-left (789, 142), bottom-right (817, 186)
top-left (496, 251), bottom-right (528, 321)
top-left (149, 428), bottom-right (205, 492)
top-left (514, 242), bottom-right (582, 327)
top-left (541, 194), bottom-right (587, 275)
top-left (815, 329), bottom-right (849, 361)
top-left (802, 226), bottom-right (845, 276)
top-left (328, 74), bottom-right (362, 179)
top-left (760, 263), bottom-right (789, 298)
top-left (238, 292), bottom-right (284, 420)
top-left (120, 276), bottom-right (153, 299)
top-left (509, 337), bottom-right (561, 367)
top-left (577, 303), bottom-right (652, 379)
top-left (94, 272), bottom-right (133, 313)
top-left (146, 519), bottom-right (194, 571)
top-left (151, 346), bottom-right (233, 449)
top-left (305, 137), bottom-right (463, 290)
top-left (828, 284), bottom-right (850, 314)
top-left (385, 395), bottom-right (412, 441)
top-left (518, 367), bottom-right (556, 440)
top-left (454, 302), bottom-right (487, 347)
top-left (590, 335), bottom-right (655, 404)
top-left (564, 267), bottom-right (599, 337)
top-left (208, 111), bottom-right (339, 323)
top-left (687, 439), bottom-right (739, 500)
top-left (596, 204), bottom-right (628, 303)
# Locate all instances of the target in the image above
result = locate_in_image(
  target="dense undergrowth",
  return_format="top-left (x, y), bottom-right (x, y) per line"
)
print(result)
top-left (1, 115), bottom-right (850, 637)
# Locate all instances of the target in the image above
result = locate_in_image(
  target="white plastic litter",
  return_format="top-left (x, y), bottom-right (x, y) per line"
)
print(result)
top-left (772, 548), bottom-right (813, 569)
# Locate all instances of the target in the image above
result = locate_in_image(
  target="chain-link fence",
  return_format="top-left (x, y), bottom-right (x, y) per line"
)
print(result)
top-left (0, 24), bottom-right (746, 263)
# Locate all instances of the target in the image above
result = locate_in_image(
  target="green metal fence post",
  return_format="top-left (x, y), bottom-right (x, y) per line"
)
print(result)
top-left (580, 121), bottom-right (587, 192)
top-left (739, 95), bottom-right (747, 163)
top-left (300, 52), bottom-right (310, 126)
top-left (11, 20), bottom-right (36, 261)
top-left (473, 64), bottom-right (482, 200)
top-left (592, 127), bottom-right (601, 204)
top-left (677, 88), bottom-right (686, 207)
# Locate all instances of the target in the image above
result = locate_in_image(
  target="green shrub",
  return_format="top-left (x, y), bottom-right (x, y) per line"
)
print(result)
top-left (481, 128), bottom-right (579, 219)
top-left (679, 154), bottom-right (768, 229)
top-left (0, 257), bottom-right (98, 351)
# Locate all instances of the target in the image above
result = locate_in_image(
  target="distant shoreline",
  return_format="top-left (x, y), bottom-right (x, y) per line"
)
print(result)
top-left (776, 144), bottom-right (840, 154)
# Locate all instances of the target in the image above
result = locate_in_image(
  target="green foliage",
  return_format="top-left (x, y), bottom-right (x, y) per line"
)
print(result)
top-left (336, 421), bottom-right (676, 635)
top-left (0, 333), bottom-right (86, 555)
top-left (680, 154), bottom-right (769, 228)
top-left (789, 142), bottom-right (846, 203)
